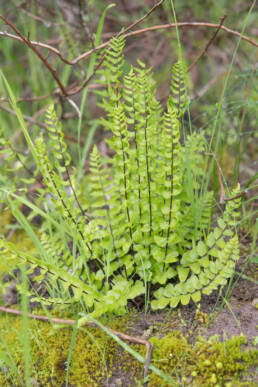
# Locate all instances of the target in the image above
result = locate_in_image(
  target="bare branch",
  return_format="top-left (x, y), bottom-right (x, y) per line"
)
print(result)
top-left (121, 0), bottom-right (165, 36)
top-left (0, 30), bottom-right (73, 63)
top-left (66, 0), bottom-right (165, 96)
top-left (187, 15), bottom-right (227, 72)
top-left (0, 14), bottom-right (68, 95)
top-left (206, 152), bottom-right (247, 203)
top-left (1, 20), bottom-right (257, 70)
top-left (73, 22), bottom-right (257, 65)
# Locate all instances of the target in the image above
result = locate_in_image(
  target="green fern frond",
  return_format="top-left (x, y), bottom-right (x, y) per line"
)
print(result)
top-left (1, 37), bottom-right (243, 318)
top-left (169, 60), bottom-right (187, 117)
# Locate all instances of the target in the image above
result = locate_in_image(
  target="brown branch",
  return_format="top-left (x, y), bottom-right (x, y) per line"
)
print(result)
top-left (0, 30), bottom-right (73, 64)
top-left (0, 14), bottom-right (68, 95)
top-left (187, 15), bottom-right (227, 72)
top-left (122, 22), bottom-right (258, 49)
top-left (206, 152), bottom-right (226, 203)
top-left (192, 70), bottom-right (228, 99)
top-left (0, 305), bottom-right (153, 379)
top-left (66, 0), bottom-right (165, 96)
top-left (66, 54), bottom-right (107, 96)
top-left (1, 21), bottom-right (257, 69)
top-left (0, 1), bottom-right (165, 98)
top-left (224, 191), bottom-right (246, 201)
top-left (206, 152), bottom-right (247, 203)
top-left (201, 151), bottom-right (225, 204)
top-left (72, 22), bottom-right (258, 65)
top-left (121, 0), bottom-right (165, 36)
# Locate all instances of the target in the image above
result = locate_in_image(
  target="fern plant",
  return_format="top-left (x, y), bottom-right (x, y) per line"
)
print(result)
top-left (0, 36), bottom-right (241, 318)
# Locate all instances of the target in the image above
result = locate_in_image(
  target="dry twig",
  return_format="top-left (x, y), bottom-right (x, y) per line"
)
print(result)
top-left (0, 15), bottom-right (68, 95)
top-left (187, 15), bottom-right (227, 72)
top-left (0, 11), bottom-right (257, 98)
top-left (206, 152), bottom-right (247, 203)
top-left (2, 20), bottom-right (255, 67)
top-left (0, 1), bottom-right (165, 98)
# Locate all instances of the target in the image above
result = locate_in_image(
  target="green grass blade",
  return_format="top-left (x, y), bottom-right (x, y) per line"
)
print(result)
top-left (65, 315), bottom-right (79, 387)
top-left (79, 315), bottom-right (178, 386)
top-left (20, 263), bottom-right (31, 387)
top-left (0, 70), bottom-right (38, 163)
top-left (77, 3), bottom-right (115, 166)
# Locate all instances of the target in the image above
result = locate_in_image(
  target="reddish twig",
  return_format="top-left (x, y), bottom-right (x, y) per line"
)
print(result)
top-left (0, 305), bottom-right (153, 379)
top-left (206, 152), bottom-right (246, 203)
top-left (71, 22), bottom-right (258, 65)
top-left (223, 191), bottom-right (246, 201)
top-left (0, 30), bottom-right (72, 63)
top-left (1, 21), bottom-right (257, 68)
top-left (66, 0), bottom-right (165, 96)
top-left (187, 15), bottom-right (227, 72)
top-left (192, 70), bottom-right (228, 99)
top-left (207, 152), bottom-right (227, 203)
top-left (0, 1), bottom-right (165, 98)
top-left (121, 0), bottom-right (164, 36)
top-left (122, 22), bottom-right (258, 49)
top-left (0, 15), bottom-right (68, 95)
top-left (1, 14), bottom-right (257, 99)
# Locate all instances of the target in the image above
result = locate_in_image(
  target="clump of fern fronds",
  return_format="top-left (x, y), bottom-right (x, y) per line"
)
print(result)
top-left (0, 36), bottom-right (241, 317)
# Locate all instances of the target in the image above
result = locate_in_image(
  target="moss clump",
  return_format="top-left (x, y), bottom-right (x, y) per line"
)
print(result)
top-left (0, 312), bottom-right (257, 386)
top-left (0, 209), bottom-right (13, 236)
top-left (0, 312), bottom-right (129, 386)
top-left (191, 334), bottom-right (257, 386)
top-left (148, 332), bottom-right (258, 386)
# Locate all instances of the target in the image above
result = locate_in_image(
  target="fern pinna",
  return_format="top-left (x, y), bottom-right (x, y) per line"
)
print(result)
top-left (0, 36), bottom-right (241, 317)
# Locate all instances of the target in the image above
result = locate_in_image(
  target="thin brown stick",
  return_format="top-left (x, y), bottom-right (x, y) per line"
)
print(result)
top-left (0, 18), bottom-right (256, 99)
top-left (0, 31), bottom-right (70, 61)
top-left (121, 0), bottom-right (164, 36)
top-left (0, 83), bottom-right (104, 104)
top-left (0, 1), bottom-right (165, 98)
top-left (0, 15), bottom-right (68, 95)
top-left (1, 20), bottom-right (256, 67)
top-left (66, 54), bottom-right (107, 96)
top-left (207, 152), bottom-right (227, 203)
top-left (66, 0), bottom-right (165, 96)
top-left (187, 15), bottom-right (227, 72)
top-left (192, 70), bottom-right (228, 99)
top-left (206, 152), bottom-right (247, 203)
top-left (122, 22), bottom-right (258, 49)
top-left (70, 22), bottom-right (258, 65)
top-left (224, 191), bottom-right (246, 201)
top-left (0, 305), bottom-right (153, 379)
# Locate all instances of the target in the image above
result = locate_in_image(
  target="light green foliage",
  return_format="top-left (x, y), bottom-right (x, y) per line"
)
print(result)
top-left (0, 36), bottom-right (242, 317)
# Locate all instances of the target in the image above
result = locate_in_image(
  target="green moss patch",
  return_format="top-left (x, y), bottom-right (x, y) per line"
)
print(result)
top-left (0, 312), bottom-right (257, 386)
top-left (149, 332), bottom-right (257, 386)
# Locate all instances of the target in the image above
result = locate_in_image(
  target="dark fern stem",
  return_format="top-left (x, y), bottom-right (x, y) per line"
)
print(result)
top-left (118, 116), bottom-right (133, 242)
top-left (97, 163), bottom-right (119, 262)
top-left (47, 167), bottom-right (96, 264)
top-left (132, 92), bottom-right (143, 225)
top-left (143, 89), bottom-right (152, 241)
top-left (54, 116), bottom-right (91, 224)
top-left (164, 115), bottom-right (175, 266)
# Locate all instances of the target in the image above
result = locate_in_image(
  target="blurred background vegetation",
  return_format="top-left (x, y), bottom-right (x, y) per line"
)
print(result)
top-left (0, 0), bottom-right (257, 234)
